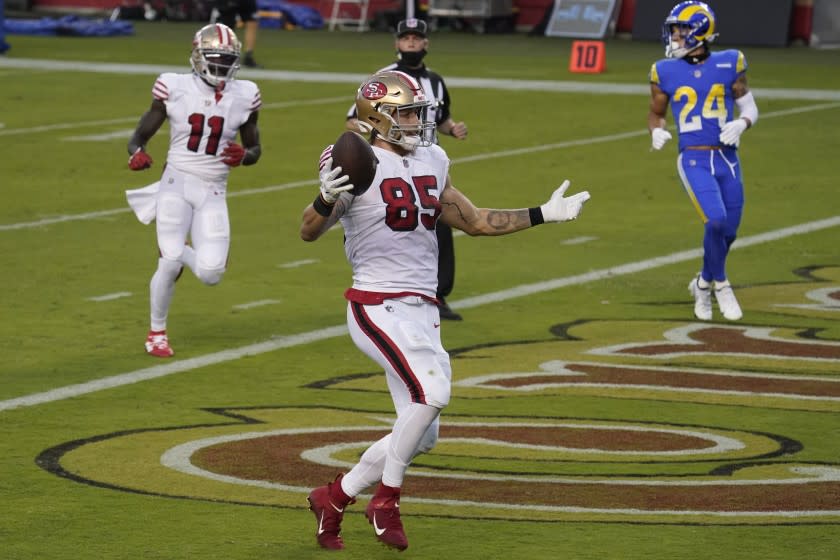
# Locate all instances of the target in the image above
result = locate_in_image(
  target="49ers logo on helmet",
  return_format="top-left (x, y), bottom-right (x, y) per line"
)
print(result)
top-left (362, 81), bottom-right (388, 100)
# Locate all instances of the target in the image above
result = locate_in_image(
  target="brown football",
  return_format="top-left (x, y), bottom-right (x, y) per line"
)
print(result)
top-left (331, 131), bottom-right (378, 196)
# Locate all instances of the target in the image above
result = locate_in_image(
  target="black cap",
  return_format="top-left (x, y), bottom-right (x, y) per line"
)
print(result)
top-left (396, 18), bottom-right (427, 38)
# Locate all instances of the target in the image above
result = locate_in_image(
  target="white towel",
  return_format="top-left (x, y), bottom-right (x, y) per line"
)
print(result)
top-left (125, 181), bottom-right (160, 225)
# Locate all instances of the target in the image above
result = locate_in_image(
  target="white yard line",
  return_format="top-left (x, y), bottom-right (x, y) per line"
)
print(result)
top-left (87, 292), bottom-right (132, 302)
top-left (1, 57), bottom-right (839, 100)
top-left (1, 215), bottom-right (838, 413)
top-left (0, 96), bottom-right (349, 137)
top-left (231, 299), bottom-right (281, 310)
top-left (2, 104), bottom-right (838, 233)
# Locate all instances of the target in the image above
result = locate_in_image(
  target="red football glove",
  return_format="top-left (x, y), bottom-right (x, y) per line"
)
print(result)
top-left (221, 143), bottom-right (246, 167)
top-left (128, 149), bottom-right (153, 171)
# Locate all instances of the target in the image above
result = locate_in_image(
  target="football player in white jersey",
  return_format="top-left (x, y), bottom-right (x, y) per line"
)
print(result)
top-left (300, 71), bottom-right (591, 551)
top-left (126, 23), bottom-right (262, 357)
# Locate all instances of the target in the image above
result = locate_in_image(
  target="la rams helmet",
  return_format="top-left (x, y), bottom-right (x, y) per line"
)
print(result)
top-left (190, 23), bottom-right (241, 87)
top-left (662, 1), bottom-right (718, 59)
top-left (355, 71), bottom-right (435, 150)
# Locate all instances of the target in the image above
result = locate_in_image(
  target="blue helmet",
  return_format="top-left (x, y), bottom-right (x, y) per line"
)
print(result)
top-left (662, 1), bottom-right (718, 59)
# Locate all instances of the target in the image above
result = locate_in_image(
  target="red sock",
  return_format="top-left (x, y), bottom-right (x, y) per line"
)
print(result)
top-left (373, 482), bottom-right (400, 501)
top-left (329, 478), bottom-right (353, 508)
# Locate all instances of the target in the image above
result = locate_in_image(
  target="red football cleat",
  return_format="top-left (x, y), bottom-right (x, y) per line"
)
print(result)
top-left (145, 330), bottom-right (174, 358)
top-left (308, 474), bottom-right (354, 550)
top-left (365, 484), bottom-right (408, 551)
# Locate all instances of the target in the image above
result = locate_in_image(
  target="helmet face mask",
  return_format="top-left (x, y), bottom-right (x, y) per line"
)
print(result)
top-left (355, 71), bottom-right (435, 150)
top-left (190, 23), bottom-right (241, 87)
top-left (662, 1), bottom-right (717, 59)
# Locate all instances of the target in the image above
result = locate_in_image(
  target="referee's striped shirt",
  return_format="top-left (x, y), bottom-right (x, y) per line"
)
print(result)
top-left (347, 61), bottom-right (453, 144)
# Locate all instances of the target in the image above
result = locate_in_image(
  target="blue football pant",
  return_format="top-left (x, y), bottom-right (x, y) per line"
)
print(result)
top-left (677, 147), bottom-right (744, 283)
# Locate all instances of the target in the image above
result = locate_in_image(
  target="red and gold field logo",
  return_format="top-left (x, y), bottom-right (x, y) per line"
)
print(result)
top-left (38, 271), bottom-right (840, 525)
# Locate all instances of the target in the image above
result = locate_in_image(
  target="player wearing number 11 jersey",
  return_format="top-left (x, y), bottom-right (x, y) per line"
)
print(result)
top-left (648, 1), bottom-right (758, 322)
top-left (299, 70), bottom-right (591, 551)
top-left (125, 23), bottom-right (262, 357)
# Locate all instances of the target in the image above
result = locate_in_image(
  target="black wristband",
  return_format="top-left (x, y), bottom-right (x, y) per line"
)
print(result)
top-left (313, 195), bottom-right (334, 217)
top-left (528, 207), bottom-right (544, 226)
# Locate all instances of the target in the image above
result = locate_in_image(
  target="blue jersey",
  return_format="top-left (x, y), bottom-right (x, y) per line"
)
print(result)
top-left (649, 50), bottom-right (747, 151)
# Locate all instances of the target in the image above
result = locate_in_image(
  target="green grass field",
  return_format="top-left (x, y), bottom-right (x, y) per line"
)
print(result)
top-left (1, 22), bottom-right (839, 559)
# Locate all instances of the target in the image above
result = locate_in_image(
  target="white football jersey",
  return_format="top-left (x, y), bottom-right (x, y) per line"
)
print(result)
top-left (339, 144), bottom-right (450, 297)
top-left (153, 73), bottom-right (261, 182)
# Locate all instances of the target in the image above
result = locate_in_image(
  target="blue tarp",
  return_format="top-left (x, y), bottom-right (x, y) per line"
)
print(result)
top-left (5, 15), bottom-right (134, 37)
top-left (1, 0), bottom-right (11, 53)
top-left (257, 0), bottom-right (324, 30)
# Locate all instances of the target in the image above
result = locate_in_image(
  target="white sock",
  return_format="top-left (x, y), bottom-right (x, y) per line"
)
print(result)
top-left (149, 257), bottom-right (182, 331)
top-left (341, 434), bottom-right (390, 498)
top-left (382, 403), bottom-right (440, 488)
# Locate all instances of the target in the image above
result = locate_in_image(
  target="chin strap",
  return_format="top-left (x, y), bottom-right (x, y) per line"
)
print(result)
top-left (686, 48), bottom-right (711, 64)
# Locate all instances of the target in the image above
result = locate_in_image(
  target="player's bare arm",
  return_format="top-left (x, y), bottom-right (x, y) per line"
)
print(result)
top-left (238, 111), bottom-right (262, 165)
top-left (127, 99), bottom-right (167, 155)
top-left (439, 180), bottom-right (533, 236)
top-left (300, 195), bottom-right (346, 242)
top-left (438, 118), bottom-right (468, 140)
top-left (732, 73), bottom-right (749, 100)
top-left (648, 83), bottom-right (670, 132)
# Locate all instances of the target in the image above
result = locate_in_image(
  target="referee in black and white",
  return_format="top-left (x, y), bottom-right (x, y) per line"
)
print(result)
top-left (346, 18), bottom-right (468, 320)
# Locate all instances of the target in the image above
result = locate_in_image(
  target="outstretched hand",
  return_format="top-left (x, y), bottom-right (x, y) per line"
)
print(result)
top-left (540, 180), bottom-right (591, 223)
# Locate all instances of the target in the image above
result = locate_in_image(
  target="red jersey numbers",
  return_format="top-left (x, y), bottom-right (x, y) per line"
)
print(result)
top-left (186, 113), bottom-right (225, 155)
top-left (380, 175), bottom-right (441, 232)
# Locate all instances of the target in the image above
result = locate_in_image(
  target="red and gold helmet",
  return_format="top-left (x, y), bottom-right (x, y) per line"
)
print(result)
top-left (355, 71), bottom-right (435, 149)
top-left (190, 23), bottom-right (241, 87)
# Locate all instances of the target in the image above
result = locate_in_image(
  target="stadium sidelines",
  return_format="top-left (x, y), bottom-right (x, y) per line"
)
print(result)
top-left (1, 57), bottom-right (840, 100)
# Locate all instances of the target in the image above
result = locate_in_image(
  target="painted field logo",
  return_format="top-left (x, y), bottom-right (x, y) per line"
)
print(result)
top-left (36, 273), bottom-right (840, 525)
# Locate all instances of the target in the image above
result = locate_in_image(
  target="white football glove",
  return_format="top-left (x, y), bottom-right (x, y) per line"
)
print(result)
top-left (719, 118), bottom-right (748, 146)
top-left (540, 180), bottom-right (591, 223)
top-left (650, 127), bottom-right (672, 150)
top-left (318, 156), bottom-right (353, 204)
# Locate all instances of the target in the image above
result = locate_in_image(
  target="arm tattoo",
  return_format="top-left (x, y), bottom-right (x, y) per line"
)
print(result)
top-left (485, 209), bottom-right (532, 232)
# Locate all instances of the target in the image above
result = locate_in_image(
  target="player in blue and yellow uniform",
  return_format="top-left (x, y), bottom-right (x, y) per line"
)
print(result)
top-left (648, 1), bottom-right (759, 321)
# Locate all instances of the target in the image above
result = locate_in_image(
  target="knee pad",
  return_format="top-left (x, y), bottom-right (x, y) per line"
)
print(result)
top-left (398, 321), bottom-right (451, 408)
top-left (422, 367), bottom-right (451, 409)
top-left (194, 250), bottom-right (226, 286)
top-left (705, 219), bottom-right (726, 236)
top-left (195, 265), bottom-right (225, 286)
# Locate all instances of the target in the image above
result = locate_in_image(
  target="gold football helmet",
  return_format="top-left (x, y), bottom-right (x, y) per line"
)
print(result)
top-left (190, 23), bottom-right (241, 87)
top-left (355, 71), bottom-right (435, 149)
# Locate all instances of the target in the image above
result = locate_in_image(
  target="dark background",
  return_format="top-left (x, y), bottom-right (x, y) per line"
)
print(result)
top-left (632, 0), bottom-right (795, 47)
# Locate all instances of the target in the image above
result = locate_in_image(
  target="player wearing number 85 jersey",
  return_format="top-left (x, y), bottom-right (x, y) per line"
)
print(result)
top-left (648, 1), bottom-right (758, 322)
top-left (300, 70), bottom-right (591, 551)
top-left (125, 23), bottom-right (262, 357)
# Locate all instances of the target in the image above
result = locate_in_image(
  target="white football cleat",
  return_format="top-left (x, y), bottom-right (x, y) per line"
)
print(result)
top-left (688, 275), bottom-right (713, 321)
top-left (714, 285), bottom-right (743, 321)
